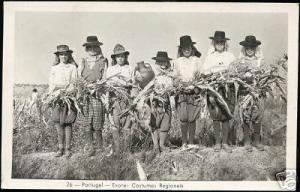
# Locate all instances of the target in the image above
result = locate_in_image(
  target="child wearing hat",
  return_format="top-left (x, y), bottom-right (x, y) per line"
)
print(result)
top-left (79, 36), bottom-right (108, 157)
top-left (238, 35), bottom-right (265, 152)
top-left (48, 44), bottom-right (78, 157)
top-left (105, 44), bottom-right (134, 155)
top-left (148, 51), bottom-right (174, 154)
top-left (173, 35), bottom-right (202, 149)
top-left (202, 31), bottom-right (236, 153)
top-left (238, 35), bottom-right (265, 69)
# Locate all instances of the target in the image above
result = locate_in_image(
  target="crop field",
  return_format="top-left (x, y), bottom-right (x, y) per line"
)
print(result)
top-left (12, 82), bottom-right (286, 180)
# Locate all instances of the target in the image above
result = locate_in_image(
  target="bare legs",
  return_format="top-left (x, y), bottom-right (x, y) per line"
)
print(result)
top-left (54, 123), bottom-right (72, 157)
top-left (213, 120), bottom-right (232, 153)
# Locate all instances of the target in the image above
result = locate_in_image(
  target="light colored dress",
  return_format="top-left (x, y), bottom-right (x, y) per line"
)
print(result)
top-left (48, 63), bottom-right (78, 93)
top-left (148, 64), bottom-right (173, 132)
top-left (106, 64), bottom-right (134, 88)
top-left (173, 56), bottom-right (202, 123)
top-left (203, 51), bottom-right (236, 121)
top-left (151, 64), bottom-right (173, 94)
top-left (106, 64), bottom-right (134, 130)
top-left (48, 62), bottom-right (78, 124)
top-left (202, 51), bottom-right (236, 74)
top-left (173, 56), bottom-right (201, 82)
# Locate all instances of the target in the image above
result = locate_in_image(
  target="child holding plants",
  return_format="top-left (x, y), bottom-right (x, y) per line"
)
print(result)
top-left (149, 51), bottom-right (173, 154)
top-left (173, 35), bottom-right (202, 149)
top-left (78, 36), bottom-right (108, 157)
top-left (48, 44), bottom-right (78, 157)
top-left (105, 44), bottom-right (134, 155)
top-left (238, 35), bottom-right (265, 152)
top-left (202, 31), bottom-right (236, 153)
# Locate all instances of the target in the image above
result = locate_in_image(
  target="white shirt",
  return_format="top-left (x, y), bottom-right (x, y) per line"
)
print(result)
top-left (106, 64), bottom-right (133, 85)
top-left (48, 63), bottom-right (78, 93)
top-left (202, 51), bottom-right (236, 74)
top-left (151, 64), bottom-right (173, 94)
top-left (173, 56), bottom-right (201, 82)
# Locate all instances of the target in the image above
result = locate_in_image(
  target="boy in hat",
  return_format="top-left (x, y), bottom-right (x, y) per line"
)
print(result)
top-left (106, 44), bottom-right (133, 155)
top-left (203, 31), bottom-right (236, 153)
top-left (238, 35), bottom-right (265, 152)
top-left (173, 35), bottom-right (202, 149)
top-left (149, 51), bottom-right (174, 154)
top-left (48, 44), bottom-right (78, 157)
top-left (79, 36), bottom-right (108, 157)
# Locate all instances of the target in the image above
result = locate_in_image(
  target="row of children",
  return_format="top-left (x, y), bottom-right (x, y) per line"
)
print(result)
top-left (47, 31), bottom-right (264, 157)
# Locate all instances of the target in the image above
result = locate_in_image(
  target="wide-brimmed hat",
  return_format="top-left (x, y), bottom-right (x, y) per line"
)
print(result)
top-left (239, 35), bottom-right (261, 47)
top-left (54, 45), bottom-right (73, 55)
top-left (209, 31), bottom-right (230, 41)
top-left (152, 51), bottom-right (172, 62)
top-left (111, 44), bottom-right (130, 58)
top-left (178, 35), bottom-right (196, 47)
top-left (82, 36), bottom-right (103, 47)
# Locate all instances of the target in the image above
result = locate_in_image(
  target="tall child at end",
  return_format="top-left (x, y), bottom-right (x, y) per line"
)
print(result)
top-left (238, 35), bottom-right (265, 152)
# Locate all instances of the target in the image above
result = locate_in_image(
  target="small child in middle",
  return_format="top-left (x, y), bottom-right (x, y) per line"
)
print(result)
top-left (149, 51), bottom-right (174, 154)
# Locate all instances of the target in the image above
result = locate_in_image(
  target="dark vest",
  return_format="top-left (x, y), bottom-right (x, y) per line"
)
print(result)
top-left (81, 56), bottom-right (108, 83)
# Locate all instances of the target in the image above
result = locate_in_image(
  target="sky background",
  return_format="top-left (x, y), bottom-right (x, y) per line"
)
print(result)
top-left (14, 12), bottom-right (287, 84)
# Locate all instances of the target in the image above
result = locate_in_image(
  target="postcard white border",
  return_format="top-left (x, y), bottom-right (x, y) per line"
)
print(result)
top-left (2, 2), bottom-right (298, 190)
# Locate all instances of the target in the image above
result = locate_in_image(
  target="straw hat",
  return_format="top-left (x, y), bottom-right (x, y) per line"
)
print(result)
top-left (54, 45), bottom-right (73, 55)
top-left (111, 44), bottom-right (130, 58)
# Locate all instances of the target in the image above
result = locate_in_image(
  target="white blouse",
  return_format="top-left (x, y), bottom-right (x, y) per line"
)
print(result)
top-left (173, 56), bottom-right (202, 82)
top-left (48, 63), bottom-right (78, 93)
top-left (106, 64), bottom-right (133, 85)
top-left (202, 51), bottom-right (236, 74)
top-left (151, 64), bottom-right (173, 94)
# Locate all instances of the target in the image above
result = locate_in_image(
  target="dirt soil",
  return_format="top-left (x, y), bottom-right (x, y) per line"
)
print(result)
top-left (12, 146), bottom-right (285, 181)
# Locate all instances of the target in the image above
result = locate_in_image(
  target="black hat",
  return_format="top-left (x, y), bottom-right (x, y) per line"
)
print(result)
top-left (82, 36), bottom-right (103, 47)
top-left (178, 35), bottom-right (196, 47)
top-left (239, 35), bottom-right (261, 47)
top-left (111, 44), bottom-right (130, 58)
top-left (209, 31), bottom-right (230, 41)
top-left (152, 51), bottom-right (172, 62)
top-left (54, 44), bottom-right (73, 54)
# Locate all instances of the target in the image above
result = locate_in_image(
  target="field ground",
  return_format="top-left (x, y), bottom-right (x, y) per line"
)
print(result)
top-left (12, 146), bottom-right (285, 180)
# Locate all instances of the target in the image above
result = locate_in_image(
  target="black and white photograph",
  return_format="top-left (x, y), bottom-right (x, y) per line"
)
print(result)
top-left (2, 2), bottom-right (298, 191)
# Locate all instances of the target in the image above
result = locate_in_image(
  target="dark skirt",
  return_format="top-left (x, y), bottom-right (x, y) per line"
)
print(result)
top-left (109, 97), bottom-right (130, 129)
top-left (148, 98), bottom-right (171, 132)
top-left (175, 92), bottom-right (202, 123)
top-left (207, 85), bottom-right (235, 121)
top-left (51, 100), bottom-right (77, 125)
top-left (241, 99), bottom-right (263, 124)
